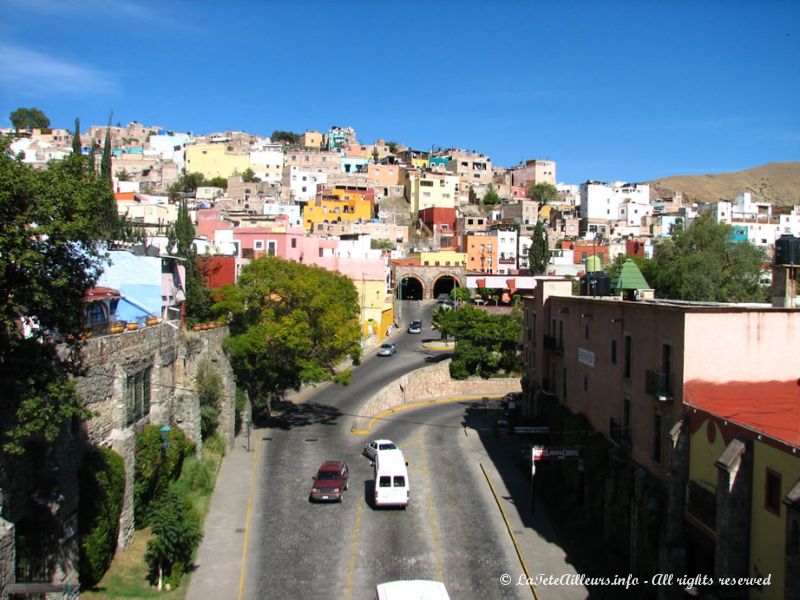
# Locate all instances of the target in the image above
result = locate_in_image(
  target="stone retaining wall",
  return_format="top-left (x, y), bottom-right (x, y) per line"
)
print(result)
top-left (355, 359), bottom-right (521, 428)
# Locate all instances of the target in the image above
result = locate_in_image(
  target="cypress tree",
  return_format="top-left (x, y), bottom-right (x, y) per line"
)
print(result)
top-left (100, 126), bottom-right (112, 182)
top-left (72, 117), bottom-right (81, 155)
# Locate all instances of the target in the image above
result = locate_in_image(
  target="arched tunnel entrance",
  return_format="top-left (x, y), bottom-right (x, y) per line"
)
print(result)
top-left (399, 277), bottom-right (423, 300)
top-left (432, 276), bottom-right (459, 299)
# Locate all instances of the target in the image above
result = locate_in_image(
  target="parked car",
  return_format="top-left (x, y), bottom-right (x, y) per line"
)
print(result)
top-left (407, 320), bottom-right (423, 334)
top-left (309, 460), bottom-right (349, 502)
top-left (363, 439), bottom-right (398, 460)
top-left (436, 293), bottom-right (451, 303)
top-left (377, 343), bottom-right (397, 356)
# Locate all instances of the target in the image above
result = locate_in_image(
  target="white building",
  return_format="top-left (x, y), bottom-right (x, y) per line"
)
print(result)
top-left (249, 145), bottom-right (284, 184)
top-left (496, 228), bottom-right (518, 274)
top-left (262, 202), bottom-right (302, 227)
top-left (288, 166), bottom-right (328, 202)
top-left (579, 181), bottom-right (650, 221)
top-left (148, 131), bottom-right (190, 170)
top-left (779, 206), bottom-right (800, 237)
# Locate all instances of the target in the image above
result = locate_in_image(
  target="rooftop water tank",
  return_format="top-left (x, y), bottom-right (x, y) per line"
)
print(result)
top-left (775, 234), bottom-right (800, 266)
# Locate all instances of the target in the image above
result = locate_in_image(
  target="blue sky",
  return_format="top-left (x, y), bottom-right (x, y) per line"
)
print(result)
top-left (1, 0), bottom-right (798, 183)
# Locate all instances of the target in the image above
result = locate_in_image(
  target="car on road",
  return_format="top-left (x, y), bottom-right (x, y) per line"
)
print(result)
top-left (309, 460), bottom-right (349, 502)
top-left (407, 320), bottom-right (423, 334)
top-left (363, 439), bottom-right (398, 460)
top-left (377, 343), bottom-right (397, 356)
top-left (436, 293), bottom-right (451, 303)
top-left (376, 580), bottom-right (450, 600)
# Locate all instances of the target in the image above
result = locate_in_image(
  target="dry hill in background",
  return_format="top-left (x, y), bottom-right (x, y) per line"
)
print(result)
top-left (648, 162), bottom-right (800, 207)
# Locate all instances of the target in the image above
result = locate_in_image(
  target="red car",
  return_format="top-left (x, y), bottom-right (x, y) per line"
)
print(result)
top-left (309, 460), bottom-right (350, 502)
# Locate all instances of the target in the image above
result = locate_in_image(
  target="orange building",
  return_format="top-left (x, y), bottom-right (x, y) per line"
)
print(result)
top-left (303, 186), bottom-right (374, 232)
top-left (464, 232), bottom-right (498, 273)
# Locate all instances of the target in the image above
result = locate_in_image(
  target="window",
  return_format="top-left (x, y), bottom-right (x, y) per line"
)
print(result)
top-left (623, 398), bottom-right (631, 443)
top-left (254, 240), bottom-right (264, 250)
top-left (585, 324), bottom-right (589, 340)
top-left (765, 469), bottom-right (781, 515)
top-left (267, 241), bottom-right (277, 256)
top-left (393, 476), bottom-right (406, 487)
top-left (611, 339), bottom-right (617, 364)
top-left (125, 367), bottom-right (151, 425)
top-left (653, 412), bottom-right (663, 464)
top-left (291, 238), bottom-right (297, 248)
top-left (379, 476), bottom-right (391, 488)
top-left (624, 335), bottom-right (632, 378)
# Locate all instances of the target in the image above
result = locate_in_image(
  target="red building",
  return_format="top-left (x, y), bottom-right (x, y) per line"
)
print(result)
top-left (197, 256), bottom-right (236, 289)
top-left (419, 207), bottom-right (456, 236)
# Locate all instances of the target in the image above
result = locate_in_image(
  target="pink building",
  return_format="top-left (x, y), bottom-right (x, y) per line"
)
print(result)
top-left (522, 277), bottom-right (800, 581)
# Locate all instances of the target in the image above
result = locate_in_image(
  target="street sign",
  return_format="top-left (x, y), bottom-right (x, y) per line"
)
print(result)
top-left (532, 445), bottom-right (545, 462)
top-left (538, 447), bottom-right (581, 460)
top-left (514, 426), bottom-right (550, 434)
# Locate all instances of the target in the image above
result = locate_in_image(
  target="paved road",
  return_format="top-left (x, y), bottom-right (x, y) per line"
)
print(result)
top-left (193, 301), bottom-right (587, 600)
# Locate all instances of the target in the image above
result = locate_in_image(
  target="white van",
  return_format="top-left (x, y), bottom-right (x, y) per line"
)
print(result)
top-left (376, 580), bottom-right (450, 600)
top-left (373, 449), bottom-right (409, 508)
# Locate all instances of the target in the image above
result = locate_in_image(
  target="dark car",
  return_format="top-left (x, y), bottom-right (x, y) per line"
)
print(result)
top-left (436, 293), bottom-right (451, 303)
top-left (309, 460), bottom-right (349, 502)
top-left (407, 320), bottom-right (423, 334)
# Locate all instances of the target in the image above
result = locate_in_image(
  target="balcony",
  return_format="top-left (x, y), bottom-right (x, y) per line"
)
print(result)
top-left (686, 480), bottom-right (716, 532)
top-left (645, 369), bottom-right (674, 401)
top-left (543, 334), bottom-right (563, 354)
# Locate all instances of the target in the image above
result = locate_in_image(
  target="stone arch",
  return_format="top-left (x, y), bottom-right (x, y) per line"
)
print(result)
top-left (398, 276), bottom-right (423, 300)
top-left (432, 275), bottom-right (460, 299)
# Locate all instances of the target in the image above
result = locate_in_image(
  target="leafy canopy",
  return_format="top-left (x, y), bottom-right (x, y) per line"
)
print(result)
top-left (216, 256), bottom-right (361, 412)
top-left (433, 305), bottom-right (522, 379)
top-left (10, 106), bottom-right (50, 130)
top-left (649, 214), bottom-right (766, 302)
top-left (525, 182), bottom-right (558, 210)
top-left (0, 139), bottom-right (114, 453)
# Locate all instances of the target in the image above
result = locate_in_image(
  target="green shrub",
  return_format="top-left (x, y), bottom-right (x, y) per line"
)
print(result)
top-left (234, 387), bottom-right (246, 435)
top-left (180, 456), bottom-right (213, 494)
top-left (197, 361), bottom-right (222, 440)
top-left (78, 446), bottom-right (125, 587)
top-left (133, 425), bottom-right (194, 529)
top-left (203, 433), bottom-right (227, 457)
top-left (145, 483), bottom-right (202, 589)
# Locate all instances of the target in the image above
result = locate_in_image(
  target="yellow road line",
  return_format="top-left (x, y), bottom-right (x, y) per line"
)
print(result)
top-left (343, 501), bottom-right (364, 600)
top-left (421, 435), bottom-right (444, 581)
top-left (479, 463), bottom-right (539, 600)
top-left (237, 437), bottom-right (261, 600)
top-left (351, 394), bottom-right (507, 435)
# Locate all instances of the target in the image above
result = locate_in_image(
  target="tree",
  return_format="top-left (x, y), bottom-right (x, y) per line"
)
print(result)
top-left (482, 185), bottom-right (501, 206)
top-left (167, 200), bottom-right (212, 326)
top-left (100, 126), bottom-right (112, 182)
top-left (205, 176), bottom-right (227, 189)
top-left (115, 168), bottom-right (130, 181)
top-left (9, 106), bottom-right (50, 130)
top-left (0, 138), bottom-right (113, 454)
top-left (168, 172), bottom-right (206, 201)
top-left (270, 130), bottom-right (300, 144)
top-left (145, 484), bottom-right (202, 590)
top-left (72, 117), bottom-right (82, 155)
top-left (648, 214), bottom-right (766, 302)
top-left (386, 140), bottom-right (399, 153)
top-left (370, 239), bottom-right (395, 251)
top-left (439, 305), bottom-right (523, 379)
top-left (526, 182), bottom-right (558, 210)
top-left (216, 257), bottom-right (361, 414)
top-left (241, 168), bottom-right (260, 183)
top-left (528, 220), bottom-right (551, 275)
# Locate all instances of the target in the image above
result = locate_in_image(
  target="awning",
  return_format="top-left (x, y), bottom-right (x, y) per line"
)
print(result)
top-left (84, 286), bottom-right (121, 301)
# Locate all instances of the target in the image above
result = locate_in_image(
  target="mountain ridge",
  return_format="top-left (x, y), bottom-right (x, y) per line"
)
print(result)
top-left (647, 161), bottom-right (800, 207)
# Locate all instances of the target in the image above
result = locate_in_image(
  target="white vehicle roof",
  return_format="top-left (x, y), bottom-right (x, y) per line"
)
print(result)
top-left (375, 448), bottom-right (406, 471)
top-left (376, 580), bottom-right (450, 600)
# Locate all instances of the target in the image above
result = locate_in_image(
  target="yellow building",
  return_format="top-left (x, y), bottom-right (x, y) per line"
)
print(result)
top-left (355, 279), bottom-right (394, 343)
top-left (185, 143), bottom-right (249, 179)
top-left (408, 250), bottom-right (467, 268)
top-left (302, 192), bottom-right (373, 232)
top-left (300, 130), bottom-right (322, 149)
top-left (404, 170), bottom-right (459, 214)
top-left (686, 386), bottom-right (800, 600)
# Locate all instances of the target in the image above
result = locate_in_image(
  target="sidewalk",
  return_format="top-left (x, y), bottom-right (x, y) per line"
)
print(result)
top-left (186, 432), bottom-right (260, 600)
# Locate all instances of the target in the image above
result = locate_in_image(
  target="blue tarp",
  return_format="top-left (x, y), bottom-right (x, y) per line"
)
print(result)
top-left (97, 252), bottom-right (162, 321)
